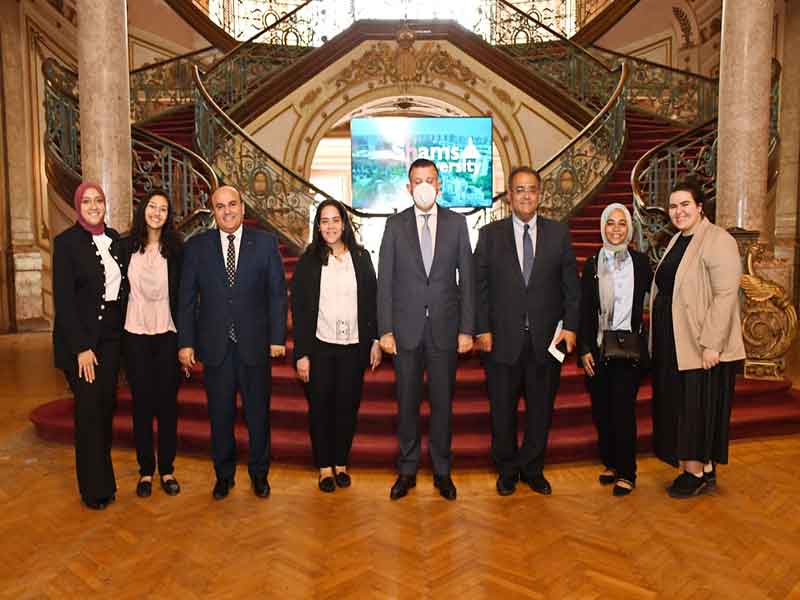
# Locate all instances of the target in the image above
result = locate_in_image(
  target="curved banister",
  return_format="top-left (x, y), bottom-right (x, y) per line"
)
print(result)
top-left (129, 46), bottom-right (223, 122)
top-left (591, 45), bottom-right (717, 83)
top-left (42, 57), bottom-right (218, 228)
top-left (536, 61), bottom-right (628, 220)
top-left (590, 46), bottom-right (718, 125)
top-left (631, 59), bottom-right (782, 262)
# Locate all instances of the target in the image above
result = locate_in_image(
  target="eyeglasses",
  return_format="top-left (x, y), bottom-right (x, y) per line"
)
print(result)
top-left (513, 186), bottom-right (539, 195)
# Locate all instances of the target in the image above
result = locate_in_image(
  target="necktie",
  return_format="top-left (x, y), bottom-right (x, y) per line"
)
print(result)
top-left (226, 234), bottom-right (237, 342)
top-left (523, 223), bottom-right (534, 285)
top-left (420, 214), bottom-right (433, 276)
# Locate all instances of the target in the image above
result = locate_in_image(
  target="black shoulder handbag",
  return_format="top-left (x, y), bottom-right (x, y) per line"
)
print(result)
top-left (601, 329), bottom-right (649, 367)
top-left (602, 330), bottom-right (640, 361)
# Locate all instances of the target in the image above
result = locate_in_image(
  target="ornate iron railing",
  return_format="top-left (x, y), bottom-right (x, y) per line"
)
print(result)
top-left (538, 61), bottom-right (627, 220)
top-left (193, 0), bottom-right (626, 234)
top-left (194, 65), bottom-right (331, 251)
top-left (42, 58), bottom-right (218, 226)
top-left (130, 46), bottom-right (224, 122)
top-left (486, 0), bottom-right (617, 111)
top-left (591, 46), bottom-right (718, 126)
top-left (631, 60), bottom-right (782, 263)
top-left (202, 0), bottom-right (316, 110)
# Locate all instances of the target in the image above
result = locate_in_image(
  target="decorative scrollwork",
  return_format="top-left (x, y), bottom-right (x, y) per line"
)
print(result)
top-left (195, 67), bottom-right (328, 252)
top-left (330, 41), bottom-right (481, 89)
top-left (740, 243), bottom-right (798, 380)
top-left (129, 47), bottom-right (223, 122)
top-left (42, 58), bottom-right (217, 228)
top-left (632, 60), bottom-right (781, 261)
top-left (591, 48), bottom-right (717, 126)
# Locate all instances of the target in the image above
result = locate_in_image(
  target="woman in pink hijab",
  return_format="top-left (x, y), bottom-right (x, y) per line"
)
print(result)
top-left (52, 182), bottom-right (127, 510)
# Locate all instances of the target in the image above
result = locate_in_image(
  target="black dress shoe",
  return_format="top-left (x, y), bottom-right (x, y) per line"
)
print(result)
top-left (598, 469), bottom-right (616, 485)
top-left (496, 474), bottom-right (518, 496)
top-left (334, 471), bottom-right (351, 488)
top-left (136, 478), bottom-right (152, 498)
top-left (522, 473), bottom-right (552, 495)
top-left (251, 474), bottom-right (270, 498)
top-left (160, 476), bottom-right (181, 496)
top-left (433, 474), bottom-right (457, 501)
top-left (612, 479), bottom-right (635, 496)
top-left (389, 475), bottom-right (416, 500)
top-left (318, 476), bottom-right (336, 493)
top-left (212, 477), bottom-right (235, 500)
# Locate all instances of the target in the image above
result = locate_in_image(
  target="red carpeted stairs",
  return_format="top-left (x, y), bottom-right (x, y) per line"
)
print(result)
top-left (31, 110), bottom-right (800, 467)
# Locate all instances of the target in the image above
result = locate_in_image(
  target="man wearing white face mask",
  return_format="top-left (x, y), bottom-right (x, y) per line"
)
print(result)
top-left (378, 158), bottom-right (475, 501)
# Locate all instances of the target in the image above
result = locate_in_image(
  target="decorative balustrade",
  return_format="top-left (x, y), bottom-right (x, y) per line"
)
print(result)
top-left (194, 65), bottom-right (329, 251)
top-left (130, 46), bottom-right (223, 122)
top-left (481, 0), bottom-right (617, 111)
top-left (537, 61), bottom-right (627, 220)
top-left (631, 60), bottom-right (782, 263)
top-left (591, 46), bottom-right (718, 127)
top-left (42, 58), bottom-right (218, 228)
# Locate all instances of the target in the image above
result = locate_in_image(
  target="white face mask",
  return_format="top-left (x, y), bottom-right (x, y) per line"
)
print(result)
top-left (412, 181), bottom-right (437, 211)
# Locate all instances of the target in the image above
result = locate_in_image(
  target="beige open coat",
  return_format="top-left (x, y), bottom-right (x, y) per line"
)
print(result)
top-left (649, 217), bottom-right (746, 371)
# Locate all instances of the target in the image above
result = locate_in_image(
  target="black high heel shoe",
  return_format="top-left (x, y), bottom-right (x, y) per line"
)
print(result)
top-left (318, 476), bottom-right (336, 493)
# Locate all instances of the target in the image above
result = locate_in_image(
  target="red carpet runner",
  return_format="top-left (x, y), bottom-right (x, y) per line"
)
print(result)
top-left (31, 110), bottom-right (800, 466)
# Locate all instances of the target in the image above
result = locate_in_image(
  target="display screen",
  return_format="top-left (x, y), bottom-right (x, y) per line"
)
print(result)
top-left (351, 116), bottom-right (493, 210)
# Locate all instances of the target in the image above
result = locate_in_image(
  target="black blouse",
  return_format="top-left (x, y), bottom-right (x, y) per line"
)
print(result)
top-left (655, 234), bottom-right (692, 295)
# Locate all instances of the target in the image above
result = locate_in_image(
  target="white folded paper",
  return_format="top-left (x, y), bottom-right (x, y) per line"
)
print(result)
top-left (548, 319), bottom-right (565, 363)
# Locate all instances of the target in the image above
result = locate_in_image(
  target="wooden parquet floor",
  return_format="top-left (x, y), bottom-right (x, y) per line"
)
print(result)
top-left (3, 333), bottom-right (800, 599)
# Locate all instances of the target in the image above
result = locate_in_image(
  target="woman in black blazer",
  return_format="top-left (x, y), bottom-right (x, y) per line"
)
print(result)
top-left (290, 199), bottom-right (381, 492)
top-left (52, 181), bottom-right (128, 509)
top-left (120, 190), bottom-right (183, 498)
top-left (578, 203), bottom-right (652, 496)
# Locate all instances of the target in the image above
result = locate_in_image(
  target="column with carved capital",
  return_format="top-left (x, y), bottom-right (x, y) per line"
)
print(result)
top-left (715, 0), bottom-right (774, 232)
top-left (76, 0), bottom-right (132, 231)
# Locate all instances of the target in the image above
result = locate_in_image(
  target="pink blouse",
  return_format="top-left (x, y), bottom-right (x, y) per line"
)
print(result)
top-left (124, 245), bottom-right (176, 335)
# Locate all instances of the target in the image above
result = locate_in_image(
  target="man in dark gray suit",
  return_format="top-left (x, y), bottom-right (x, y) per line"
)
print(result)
top-left (378, 158), bottom-right (475, 501)
top-left (474, 166), bottom-right (580, 497)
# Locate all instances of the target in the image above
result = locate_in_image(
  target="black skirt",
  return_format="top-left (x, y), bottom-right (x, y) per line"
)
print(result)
top-left (651, 294), bottom-right (738, 467)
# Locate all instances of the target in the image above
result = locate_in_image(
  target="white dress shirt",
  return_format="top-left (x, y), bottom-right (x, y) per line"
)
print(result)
top-left (602, 248), bottom-right (634, 331)
top-left (219, 225), bottom-right (243, 270)
top-left (93, 233), bottom-right (122, 301)
top-left (316, 251), bottom-right (359, 344)
top-left (414, 203), bottom-right (438, 258)
top-left (512, 213), bottom-right (537, 275)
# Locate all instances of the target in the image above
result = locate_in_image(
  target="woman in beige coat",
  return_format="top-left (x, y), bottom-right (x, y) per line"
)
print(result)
top-left (650, 179), bottom-right (745, 499)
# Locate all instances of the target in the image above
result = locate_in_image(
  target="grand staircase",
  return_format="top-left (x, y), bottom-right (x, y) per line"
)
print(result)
top-left (31, 1), bottom-right (800, 467)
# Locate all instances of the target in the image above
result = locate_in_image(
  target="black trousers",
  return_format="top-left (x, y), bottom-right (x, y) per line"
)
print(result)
top-left (305, 339), bottom-right (364, 468)
top-left (394, 317), bottom-right (458, 476)
top-left (485, 335), bottom-right (562, 479)
top-left (64, 302), bottom-right (122, 502)
top-left (122, 331), bottom-right (179, 477)
top-left (204, 340), bottom-right (270, 480)
top-left (587, 357), bottom-right (641, 482)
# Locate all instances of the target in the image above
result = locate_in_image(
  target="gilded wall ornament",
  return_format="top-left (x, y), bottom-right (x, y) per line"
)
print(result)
top-left (740, 242), bottom-right (798, 381)
top-left (330, 41), bottom-right (482, 90)
top-left (299, 87), bottom-right (322, 109)
top-left (492, 87), bottom-right (513, 106)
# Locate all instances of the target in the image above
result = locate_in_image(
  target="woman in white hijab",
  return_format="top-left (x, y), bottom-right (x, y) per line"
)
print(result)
top-left (578, 203), bottom-right (652, 495)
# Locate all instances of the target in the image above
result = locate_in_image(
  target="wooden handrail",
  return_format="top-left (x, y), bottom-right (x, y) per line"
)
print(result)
top-left (591, 44), bottom-right (718, 83)
top-left (129, 45), bottom-right (216, 75)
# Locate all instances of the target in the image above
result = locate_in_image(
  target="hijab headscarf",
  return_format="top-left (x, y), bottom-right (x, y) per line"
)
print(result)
top-left (73, 181), bottom-right (106, 235)
top-left (597, 203), bottom-right (633, 343)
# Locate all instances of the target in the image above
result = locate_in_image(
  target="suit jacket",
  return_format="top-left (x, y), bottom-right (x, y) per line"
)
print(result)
top-left (650, 217), bottom-right (745, 370)
top-left (290, 246), bottom-right (378, 369)
top-left (52, 223), bottom-right (128, 371)
top-left (578, 248), bottom-right (652, 361)
top-left (377, 204), bottom-right (475, 351)
top-left (177, 226), bottom-right (288, 368)
top-left (118, 235), bottom-right (182, 328)
top-left (474, 215), bottom-right (580, 365)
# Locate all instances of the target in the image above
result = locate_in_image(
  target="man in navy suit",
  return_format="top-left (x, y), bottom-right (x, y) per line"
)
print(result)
top-left (178, 185), bottom-right (287, 500)
top-left (474, 166), bottom-right (580, 497)
top-left (378, 158), bottom-right (475, 501)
